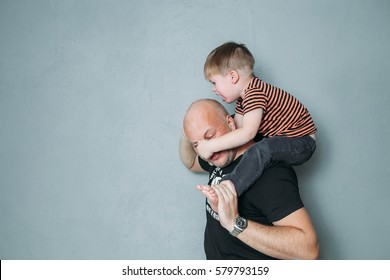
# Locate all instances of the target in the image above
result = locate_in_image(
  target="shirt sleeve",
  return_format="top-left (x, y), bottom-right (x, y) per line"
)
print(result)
top-left (241, 89), bottom-right (267, 113)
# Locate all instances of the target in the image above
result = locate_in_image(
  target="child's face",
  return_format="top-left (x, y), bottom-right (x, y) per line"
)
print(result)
top-left (209, 73), bottom-right (240, 104)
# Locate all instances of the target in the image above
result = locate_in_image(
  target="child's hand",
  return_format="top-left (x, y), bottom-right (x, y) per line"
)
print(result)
top-left (196, 140), bottom-right (214, 159)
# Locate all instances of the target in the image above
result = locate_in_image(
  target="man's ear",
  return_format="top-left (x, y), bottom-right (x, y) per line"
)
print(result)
top-left (226, 115), bottom-right (236, 130)
top-left (229, 70), bottom-right (239, 84)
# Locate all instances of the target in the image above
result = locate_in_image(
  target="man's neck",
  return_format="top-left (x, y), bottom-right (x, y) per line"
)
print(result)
top-left (234, 140), bottom-right (255, 160)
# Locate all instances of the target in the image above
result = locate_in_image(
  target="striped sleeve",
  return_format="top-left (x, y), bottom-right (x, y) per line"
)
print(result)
top-left (235, 78), bottom-right (267, 115)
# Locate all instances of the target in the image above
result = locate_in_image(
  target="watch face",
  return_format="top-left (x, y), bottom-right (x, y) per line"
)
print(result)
top-left (236, 217), bottom-right (247, 228)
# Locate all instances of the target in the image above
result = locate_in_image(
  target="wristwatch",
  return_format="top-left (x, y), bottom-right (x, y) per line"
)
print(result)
top-left (229, 216), bottom-right (248, 237)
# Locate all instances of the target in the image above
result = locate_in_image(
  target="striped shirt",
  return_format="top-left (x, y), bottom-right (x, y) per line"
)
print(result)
top-left (235, 77), bottom-right (317, 137)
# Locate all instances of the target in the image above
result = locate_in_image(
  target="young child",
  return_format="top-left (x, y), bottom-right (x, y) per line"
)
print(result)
top-left (196, 42), bottom-right (317, 198)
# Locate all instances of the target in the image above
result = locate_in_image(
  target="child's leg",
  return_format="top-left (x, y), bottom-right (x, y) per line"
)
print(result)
top-left (222, 135), bottom-right (316, 196)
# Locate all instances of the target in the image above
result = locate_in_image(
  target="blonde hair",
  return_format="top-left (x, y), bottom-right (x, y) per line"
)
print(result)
top-left (204, 42), bottom-right (255, 80)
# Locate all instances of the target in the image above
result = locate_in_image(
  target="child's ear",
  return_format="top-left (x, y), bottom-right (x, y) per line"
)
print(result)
top-left (229, 70), bottom-right (239, 84)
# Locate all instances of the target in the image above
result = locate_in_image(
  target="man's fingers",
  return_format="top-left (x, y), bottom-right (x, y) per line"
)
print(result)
top-left (212, 184), bottom-right (231, 201)
top-left (220, 180), bottom-right (237, 195)
top-left (211, 184), bottom-right (223, 201)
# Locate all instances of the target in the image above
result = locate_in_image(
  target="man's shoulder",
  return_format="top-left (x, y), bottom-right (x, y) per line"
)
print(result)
top-left (243, 164), bottom-right (302, 223)
top-left (249, 164), bottom-right (298, 194)
top-left (261, 164), bottom-right (297, 181)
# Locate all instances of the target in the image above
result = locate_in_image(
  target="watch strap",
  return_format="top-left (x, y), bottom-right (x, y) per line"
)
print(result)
top-left (230, 226), bottom-right (243, 237)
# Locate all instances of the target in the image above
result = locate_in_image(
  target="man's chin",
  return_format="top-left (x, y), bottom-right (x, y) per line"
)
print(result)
top-left (207, 152), bottom-right (229, 168)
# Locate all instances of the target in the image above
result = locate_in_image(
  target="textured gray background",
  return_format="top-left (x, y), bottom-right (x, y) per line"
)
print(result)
top-left (1, 0), bottom-right (389, 259)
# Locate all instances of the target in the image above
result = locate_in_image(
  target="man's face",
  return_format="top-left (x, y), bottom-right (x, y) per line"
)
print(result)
top-left (185, 111), bottom-right (236, 168)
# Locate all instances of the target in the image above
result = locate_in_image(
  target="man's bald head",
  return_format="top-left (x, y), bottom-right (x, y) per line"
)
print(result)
top-left (183, 99), bottom-right (229, 134)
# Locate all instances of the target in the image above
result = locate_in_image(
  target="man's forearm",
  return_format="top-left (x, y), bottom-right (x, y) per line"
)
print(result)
top-left (213, 183), bottom-right (319, 260)
top-left (237, 216), bottom-right (319, 260)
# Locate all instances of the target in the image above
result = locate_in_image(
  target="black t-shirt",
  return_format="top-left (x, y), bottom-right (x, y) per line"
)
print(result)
top-left (199, 155), bottom-right (304, 260)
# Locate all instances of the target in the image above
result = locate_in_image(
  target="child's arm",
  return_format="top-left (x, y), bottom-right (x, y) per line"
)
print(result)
top-left (179, 131), bottom-right (205, 172)
top-left (197, 108), bottom-right (263, 159)
top-left (234, 113), bottom-right (244, 128)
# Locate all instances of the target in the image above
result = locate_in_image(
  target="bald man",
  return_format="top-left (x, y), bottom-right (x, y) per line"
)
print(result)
top-left (180, 98), bottom-right (319, 260)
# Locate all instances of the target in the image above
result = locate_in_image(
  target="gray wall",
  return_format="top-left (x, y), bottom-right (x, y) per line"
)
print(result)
top-left (1, 0), bottom-right (389, 259)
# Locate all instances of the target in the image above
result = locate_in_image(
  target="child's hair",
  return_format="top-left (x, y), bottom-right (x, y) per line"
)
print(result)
top-left (204, 42), bottom-right (255, 80)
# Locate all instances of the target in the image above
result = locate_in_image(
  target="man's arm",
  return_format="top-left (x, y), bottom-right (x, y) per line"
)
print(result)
top-left (179, 131), bottom-right (205, 173)
top-left (240, 208), bottom-right (319, 260)
top-left (213, 182), bottom-right (319, 260)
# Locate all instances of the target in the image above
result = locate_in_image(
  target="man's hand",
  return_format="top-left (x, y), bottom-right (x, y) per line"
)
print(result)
top-left (196, 140), bottom-right (215, 160)
top-left (212, 181), bottom-right (239, 232)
